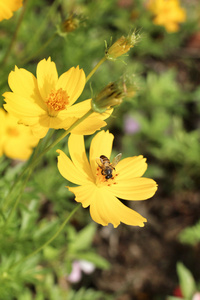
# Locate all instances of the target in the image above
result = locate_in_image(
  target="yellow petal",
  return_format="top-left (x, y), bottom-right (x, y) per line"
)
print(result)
top-left (57, 66), bottom-right (86, 106)
top-left (68, 184), bottom-right (97, 208)
top-left (3, 92), bottom-right (45, 124)
top-left (70, 116), bottom-right (107, 135)
top-left (36, 57), bottom-right (58, 100)
top-left (60, 100), bottom-right (112, 135)
top-left (31, 125), bottom-right (49, 139)
top-left (0, 0), bottom-right (22, 21)
top-left (89, 188), bottom-right (147, 227)
top-left (109, 177), bottom-right (158, 200)
top-left (7, 66), bottom-right (46, 110)
top-left (89, 130), bottom-right (114, 178)
top-left (57, 149), bottom-right (90, 185)
top-left (68, 134), bottom-right (94, 181)
top-left (116, 156), bottom-right (147, 180)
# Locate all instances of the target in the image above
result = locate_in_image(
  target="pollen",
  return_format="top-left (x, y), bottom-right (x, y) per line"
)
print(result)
top-left (46, 88), bottom-right (69, 117)
top-left (95, 167), bottom-right (117, 187)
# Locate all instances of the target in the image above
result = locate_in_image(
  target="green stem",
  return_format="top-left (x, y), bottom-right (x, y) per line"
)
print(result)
top-left (21, 33), bottom-right (57, 65)
top-left (3, 168), bottom-right (32, 228)
top-left (0, 0), bottom-right (28, 67)
top-left (10, 203), bottom-right (81, 270)
top-left (23, 0), bottom-right (62, 57)
top-left (2, 109), bottom-right (93, 220)
top-left (28, 109), bottom-right (93, 170)
top-left (2, 138), bottom-right (43, 211)
top-left (86, 57), bottom-right (106, 83)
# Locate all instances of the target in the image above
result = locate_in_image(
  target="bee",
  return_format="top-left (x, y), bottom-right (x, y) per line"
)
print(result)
top-left (96, 153), bottom-right (122, 179)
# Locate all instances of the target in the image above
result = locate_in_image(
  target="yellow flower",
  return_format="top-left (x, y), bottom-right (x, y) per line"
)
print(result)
top-left (0, 0), bottom-right (23, 21)
top-left (147, 0), bottom-right (186, 33)
top-left (57, 131), bottom-right (158, 228)
top-left (3, 57), bottom-right (111, 139)
top-left (0, 108), bottom-right (38, 160)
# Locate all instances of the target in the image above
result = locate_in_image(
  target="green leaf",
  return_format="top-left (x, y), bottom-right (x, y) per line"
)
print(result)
top-left (76, 251), bottom-right (110, 270)
top-left (177, 262), bottom-right (196, 299)
top-left (69, 223), bottom-right (97, 252)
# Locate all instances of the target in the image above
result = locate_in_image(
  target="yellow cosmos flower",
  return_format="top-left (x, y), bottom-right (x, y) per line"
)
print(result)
top-left (3, 57), bottom-right (111, 139)
top-left (0, 0), bottom-right (23, 21)
top-left (0, 108), bottom-right (38, 160)
top-left (147, 0), bottom-right (186, 33)
top-left (57, 131), bottom-right (158, 228)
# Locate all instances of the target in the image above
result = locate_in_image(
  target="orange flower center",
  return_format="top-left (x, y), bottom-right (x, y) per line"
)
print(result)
top-left (95, 167), bottom-right (118, 187)
top-left (46, 88), bottom-right (69, 117)
top-left (7, 127), bottom-right (20, 137)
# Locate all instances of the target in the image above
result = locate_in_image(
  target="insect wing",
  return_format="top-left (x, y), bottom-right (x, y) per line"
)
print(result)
top-left (112, 153), bottom-right (122, 168)
top-left (96, 157), bottom-right (104, 167)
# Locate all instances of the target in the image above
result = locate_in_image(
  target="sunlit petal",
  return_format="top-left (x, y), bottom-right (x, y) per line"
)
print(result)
top-left (109, 178), bottom-right (158, 200)
top-left (89, 188), bottom-right (147, 227)
top-left (68, 134), bottom-right (94, 181)
top-left (0, 0), bottom-right (22, 21)
top-left (116, 156), bottom-right (147, 180)
top-left (57, 66), bottom-right (86, 106)
top-left (68, 184), bottom-right (97, 208)
top-left (57, 150), bottom-right (90, 185)
top-left (89, 130), bottom-right (114, 178)
top-left (3, 92), bottom-right (45, 121)
top-left (8, 66), bottom-right (46, 110)
top-left (37, 57), bottom-right (58, 100)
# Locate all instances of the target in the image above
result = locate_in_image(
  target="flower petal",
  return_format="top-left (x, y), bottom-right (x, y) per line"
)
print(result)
top-left (89, 130), bottom-right (114, 178)
top-left (3, 92), bottom-right (45, 125)
top-left (7, 66), bottom-right (46, 110)
top-left (31, 125), bottom-right (49, 139)
top-left (116, 156), bottom-right (148, 180)
top-left (68, 134), bottom-right (94, 181)
top-left (68, 184), bottom-right (97, 208)
top-left (0, 0), bottom-right (22, 21)
top-left (109, 177), bottom-right (158, 200)
top-left (59, 100), bottom-right (112, 135)
top-left (36, 57), bottom-right (58, 100)
top-left (57, 66), bottom-right (86, 106)
top-left (89, 188), bottom-right (147, 227)
top-left (57, 149), bottom-right (90, 185)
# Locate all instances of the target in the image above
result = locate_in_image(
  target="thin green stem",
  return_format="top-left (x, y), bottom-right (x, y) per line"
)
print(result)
top-left (21, 33), bottom-right (57, 65)
top-left (86, 57), bottom-right (107, 83)
top-left (23, 0), bottom-right (62, 57)
top-left (0, 0), bottom-right (28, 67)
top-left (2, 138), bottom-right (43, 211)
top-left (10, 203), bottom-right (81, 270)
top-left (2, 109), bottom-right (93, 219)
top-left (3, 168), bottom-right (32, 228)
top-left (28, 109), bottom-right (93, 170)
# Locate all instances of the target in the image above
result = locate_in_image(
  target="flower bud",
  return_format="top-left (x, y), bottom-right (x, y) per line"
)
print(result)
top-left (105, 31), bottom-right (140, 61)
top-left (57, 14), bottom-right (83, 37)
top-left (91, 76), bottom-right (137, 113)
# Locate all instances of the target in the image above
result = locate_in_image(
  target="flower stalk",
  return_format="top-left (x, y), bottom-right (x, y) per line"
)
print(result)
top-left (9, 203), bottom-right (81, 270)
top-left (0, 0), bottom-right (28, 67)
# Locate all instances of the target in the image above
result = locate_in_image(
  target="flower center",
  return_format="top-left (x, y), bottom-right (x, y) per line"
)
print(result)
top-left (95, 167), bottom-right (118, 187)
top-left (46, 88), bottom-right (69, 117)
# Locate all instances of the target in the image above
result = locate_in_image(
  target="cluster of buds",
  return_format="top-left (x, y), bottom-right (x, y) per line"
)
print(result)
top-left (91, 76), bottom-right (137, 113)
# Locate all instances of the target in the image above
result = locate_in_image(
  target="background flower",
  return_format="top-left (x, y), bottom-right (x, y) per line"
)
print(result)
top-left (147, 0), bottom-right (186, 32)
top-left (57, 130), bottom-right (157, 228)
top-left (0, 108), bottom-right (38, 160)
top-left (0, 0), bottom-right (23, 21)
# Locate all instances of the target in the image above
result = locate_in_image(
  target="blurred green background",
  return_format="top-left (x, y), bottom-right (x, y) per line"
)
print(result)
top-left (0, 0), bottom-right (200, 299)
